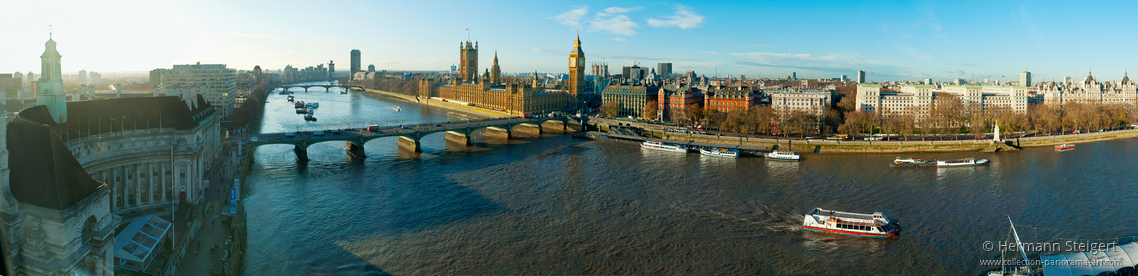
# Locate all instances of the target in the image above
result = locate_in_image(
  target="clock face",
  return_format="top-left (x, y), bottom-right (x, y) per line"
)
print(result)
top-left (578, 59), bottom-right (585, 66)
top-left (570, 57), bottom-right (576, 67)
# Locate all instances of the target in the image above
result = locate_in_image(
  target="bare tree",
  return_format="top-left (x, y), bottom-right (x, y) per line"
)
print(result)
top-left (601, 101), bottom-right (621, 118)
top-left (642, 101), bottom-right (658, 120)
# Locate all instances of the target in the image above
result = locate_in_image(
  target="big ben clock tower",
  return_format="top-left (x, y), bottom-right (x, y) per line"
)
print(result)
top-left (568, 32), bottom-right (585, 106)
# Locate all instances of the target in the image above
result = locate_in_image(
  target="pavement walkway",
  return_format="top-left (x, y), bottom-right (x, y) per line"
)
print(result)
top-left (176, 135), bottom-right (243, 276)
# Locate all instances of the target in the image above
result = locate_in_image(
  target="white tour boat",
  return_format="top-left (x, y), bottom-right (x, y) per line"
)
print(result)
top-left (699, 148), bottom-right (739, 158)
top-left (802, 207), bottom-right (900, 238)
top-left (890, 157), bottom-right (936, 167)
top-left (936, 158), bottom-right (989, 167)
top-left (641, 140), bottom-right (689, 153)
top-left (765, 150), bottom-right (800, 161)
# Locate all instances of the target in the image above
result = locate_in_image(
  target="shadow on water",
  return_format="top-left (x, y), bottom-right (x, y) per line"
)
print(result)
top-left (243, 133), bottom-right (587, 274)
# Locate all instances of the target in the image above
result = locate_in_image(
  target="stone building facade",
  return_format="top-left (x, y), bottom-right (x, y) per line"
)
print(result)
top-left (767, 86), bottom-right (835, 115)
top-left (61, 96), bottom-right (220, 213)
top-left (419, 37), bottom-right (579, 116)
top-left (601, 83), bottom-right (660, 117)
top-left (856, 83), bottom-right (1030, 114)
top-left (2, 107), bottom-right (116, 276)
top-left (1038, 71), bottom-right (1138, 106)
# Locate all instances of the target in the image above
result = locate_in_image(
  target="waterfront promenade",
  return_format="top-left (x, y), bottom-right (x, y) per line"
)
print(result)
top-left (590, 117), bottom-right (1138, 153)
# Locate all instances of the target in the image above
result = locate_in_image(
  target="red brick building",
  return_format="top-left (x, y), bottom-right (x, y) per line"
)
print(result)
top-left (656, 83), bottom-right (702, 121)
top-left (703, 84), bottom-right (760, 113)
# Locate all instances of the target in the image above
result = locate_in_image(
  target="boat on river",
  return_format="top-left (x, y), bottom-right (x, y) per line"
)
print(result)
top-left (699, 148), bottom-right (738, 158)
top-left (294, 101), bottom-right (305, 108)
top-left (890, 157), bottom-right (936, 167)
top-left (936, 158), bottom-right (989, 167)
top-left (305, 102), bottom-right (319, 108)
top-left (1054, 144), bottom-right (1075, 152)
top-left (303, 115), bottom-right (317, 121)
top-left (802, 208), bottom-right (900, 238)
top-left (765, 150), bottom-right (800, 161)
top-left (641, 140), bottom-right (689, 153)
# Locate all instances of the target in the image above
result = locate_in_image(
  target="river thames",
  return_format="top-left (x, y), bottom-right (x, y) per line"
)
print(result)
top-left (242, 85), bottom-right (1138, 275)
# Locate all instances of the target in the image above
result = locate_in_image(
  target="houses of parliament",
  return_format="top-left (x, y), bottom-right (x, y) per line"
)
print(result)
top-left (419, 34), bottom-right (587, 115)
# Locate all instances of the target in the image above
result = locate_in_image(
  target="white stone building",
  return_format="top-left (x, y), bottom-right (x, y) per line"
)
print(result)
top-left (767, 86), bottom-right (835, 115)
top-left (1038, 71), bottom-right (1138, 106)
top-left (64, 96), bottom-right (221, 214)
top-left (160, 63), bottom-right (237, 117)
top-left (856, 83), bottom-right (1030, 114)
top-left (2, 107), bottom-right (116, 276)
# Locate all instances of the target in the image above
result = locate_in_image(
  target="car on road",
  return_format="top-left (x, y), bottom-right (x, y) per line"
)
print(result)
top-left (401, 125), bottom-right (409, 129)
top-left (284, 132), bottom-right (295, 137)
top-left (314, 131), bottom-right (325, 136)
top-left (435, 124), bottom-right (443, 127)
top-left (251, 137), bottom-right (258, 142)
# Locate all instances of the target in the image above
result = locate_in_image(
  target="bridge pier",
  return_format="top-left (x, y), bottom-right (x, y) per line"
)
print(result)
top-left (346, 141), bottom-right (366, 158)
top-left (516, 123), bottom-right (543, 135)
top-left (485, 126), bottom-right (512, 139)
top-left (445, 131), bottom-right (472, 146)
top-left (397, 136), bottom-right (422, 152)
top-left (294, 145), bottom-right (309, 162)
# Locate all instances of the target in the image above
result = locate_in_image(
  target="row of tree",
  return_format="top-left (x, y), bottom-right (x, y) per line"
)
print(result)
top-left (615, 89), bottom-right (1138, 140)
top-left (348, 78), bottom-right (419, 95)
top-left (838, 93), bottom-right (1138, 140)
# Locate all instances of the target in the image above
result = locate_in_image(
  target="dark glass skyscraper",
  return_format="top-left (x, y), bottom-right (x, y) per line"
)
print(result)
top-left (350, 49), bottom-right (361, 79)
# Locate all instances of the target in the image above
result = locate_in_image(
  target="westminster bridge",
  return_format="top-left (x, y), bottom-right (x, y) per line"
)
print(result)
top-left (250, 116), bottom-right (576, 161)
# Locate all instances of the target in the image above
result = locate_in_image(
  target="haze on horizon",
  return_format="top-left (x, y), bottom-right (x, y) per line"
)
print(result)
top-left (3, 0), bottom-right (1137, 82)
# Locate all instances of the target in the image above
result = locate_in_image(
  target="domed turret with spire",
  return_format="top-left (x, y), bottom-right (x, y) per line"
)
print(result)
top-left (37, 33), bottom-right (67, 123)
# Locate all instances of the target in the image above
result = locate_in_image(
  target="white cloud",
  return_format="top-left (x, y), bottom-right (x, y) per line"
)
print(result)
top-left (553, 6), bottom-right (589, 29)
top-left (588, 6), bottom-right (640, 36)
top-left (604, 7), bottom-right (639, 14)
top-left (611, 37), bottom-right (626, 42)
top-left (647, 4), bottom-right (704, 30)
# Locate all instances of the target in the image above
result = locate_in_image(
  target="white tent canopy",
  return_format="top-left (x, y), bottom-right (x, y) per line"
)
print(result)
top-left (1041, 242), bottom-right (1138, 276)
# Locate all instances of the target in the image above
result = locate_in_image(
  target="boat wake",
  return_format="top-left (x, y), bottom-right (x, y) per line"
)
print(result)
top-left (671, 195), bottom-right (803, 236)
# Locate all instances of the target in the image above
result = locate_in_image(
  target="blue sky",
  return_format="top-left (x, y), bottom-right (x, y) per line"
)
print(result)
top-left (4, 0), bottom-right (1138, 82)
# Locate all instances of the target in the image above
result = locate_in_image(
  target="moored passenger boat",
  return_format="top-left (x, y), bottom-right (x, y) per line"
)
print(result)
top-left (765, 150), bottom-right (800, 161)
top-left (936, 158), bottom-right (989, 167)
top-left (802, 208), bottom-right (900, 238)
top-left (1054, 144), bottom-right (1075, 152)
top-left (641, 140), bottom-right (689, 153)
top-left (699, 148), bottom-right (739, 158)
top-left (890, 157), bottom-right (936, 167)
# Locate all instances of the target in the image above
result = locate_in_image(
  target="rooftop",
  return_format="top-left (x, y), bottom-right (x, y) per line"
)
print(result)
top-left (7, 106), bottom-right (105, 210)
